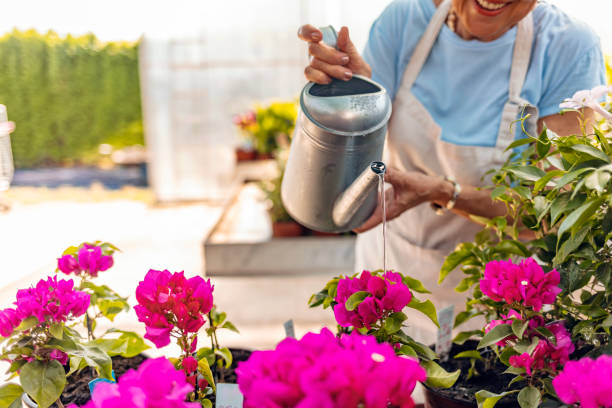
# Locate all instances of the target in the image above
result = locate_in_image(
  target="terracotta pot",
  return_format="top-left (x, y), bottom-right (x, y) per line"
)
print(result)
top-left (272, 221), bottom-right (303, 237)
top-left (256, 152), bottom-right (274, 160)
top-left (235, 148), bottom-right (256, 161)
top-left (313, 230), bottom-right (342, 237)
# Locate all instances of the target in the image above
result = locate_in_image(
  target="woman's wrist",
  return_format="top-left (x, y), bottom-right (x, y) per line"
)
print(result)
top-left (430, 176), bottom-right (455, 206)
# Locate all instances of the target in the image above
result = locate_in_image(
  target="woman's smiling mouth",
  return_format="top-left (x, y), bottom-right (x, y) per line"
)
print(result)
top-left (474, 0), bottom-right (512, 16)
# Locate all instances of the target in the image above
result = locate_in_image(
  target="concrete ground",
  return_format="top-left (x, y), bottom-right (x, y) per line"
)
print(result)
top-left (0, 186), bottom-right (336, 367)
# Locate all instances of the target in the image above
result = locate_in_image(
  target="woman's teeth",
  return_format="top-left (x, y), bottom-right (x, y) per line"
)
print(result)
top-left (475, 0), bottom-right (508, 11)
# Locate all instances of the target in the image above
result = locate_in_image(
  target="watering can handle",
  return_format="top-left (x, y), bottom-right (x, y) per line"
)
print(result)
top-left (319, 26), bottom-right (339, 50)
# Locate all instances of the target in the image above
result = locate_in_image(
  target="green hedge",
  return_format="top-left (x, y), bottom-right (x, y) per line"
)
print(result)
top-left (0, 29), bottom-right (143, 168)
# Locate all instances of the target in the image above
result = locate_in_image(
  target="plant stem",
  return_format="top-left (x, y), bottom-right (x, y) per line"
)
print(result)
top-left (56, 399), bottom-right (65, 408)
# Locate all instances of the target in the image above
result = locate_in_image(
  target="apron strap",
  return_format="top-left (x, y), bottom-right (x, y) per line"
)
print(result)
top-left (397, 0), bottom-right (452, 93)
top-left (496, 12), bottom-right (537, 149)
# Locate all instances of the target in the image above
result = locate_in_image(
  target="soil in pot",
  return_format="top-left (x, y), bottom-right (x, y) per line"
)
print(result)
top-left (235, 148), bottom-right (256, 162)
top-left (272, 221), bottom-right (304, 237)
top-left (423, 340), bottom-right (519, 408)
top-left (53, 349), bottom-right (252, 407)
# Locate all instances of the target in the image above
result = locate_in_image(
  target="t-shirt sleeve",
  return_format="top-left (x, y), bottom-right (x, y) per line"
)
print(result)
top-left (362, 1), bottom-right (405, 100)
top-left (538, 33), bottom-right (606, 118)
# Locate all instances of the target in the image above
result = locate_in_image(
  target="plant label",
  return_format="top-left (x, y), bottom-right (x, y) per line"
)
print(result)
top-left (435, 305), bottom-right (454, 361)
top-left (216, 383), bottom-right (243, 408)
top-left (284, 319), bottom-right (295, 338)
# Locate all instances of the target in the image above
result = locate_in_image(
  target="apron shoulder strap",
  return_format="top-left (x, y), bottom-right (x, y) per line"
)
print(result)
top-left (497, 12), bottom-right (537, 149)
top-left (397, 0), bottom-right (452, 93)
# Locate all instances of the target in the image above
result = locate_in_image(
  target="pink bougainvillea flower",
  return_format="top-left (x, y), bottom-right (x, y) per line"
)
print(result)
top-left (553, 355), bottom-right (612, 408)
top-left (182, 356), bottom-right (197, 373)
top-left (49, 349), bottom-right (69, 366)
top-left (0, 308), bottom-right (21, 337)
top-left (237, 328), bottom-right (426, 408)
top-left (560, 85), bottom-right (612, 122)
top-left (68, 357), bottom-right (199, 408)
top-left (14, 276), bottom-right (89, 323)
top-left (134, 269), bottom-right (214, 349)
top-left (57, 254), bottom-right (79, 275)
top-left (480, 258), bottom-right (560, 311)
top-left (508, 322), bottom-right (574, 376)
top-left (509, 353), bottom-right (534, 376)
top-left (333, 270), bottom-right (412, 329)
top-left (77, 245), bottom-right (114, 278)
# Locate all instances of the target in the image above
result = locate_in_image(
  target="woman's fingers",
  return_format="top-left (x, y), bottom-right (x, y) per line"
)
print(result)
top-left (308, 42), bottom-right (350, 65)
top-left (304, 66), bottom-right (332, 84)
top-left (354, 187), bottom-right (398, 233)
top-left (310, 58), bottom-right (353, 81)
top-left (298, 24), bottom-right (322, 42)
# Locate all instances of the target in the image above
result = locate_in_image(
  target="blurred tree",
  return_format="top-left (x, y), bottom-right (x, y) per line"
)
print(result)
top-left (0, 29), bottom-right (143, 167)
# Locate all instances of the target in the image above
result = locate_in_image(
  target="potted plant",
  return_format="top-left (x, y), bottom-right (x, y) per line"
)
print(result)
top-left (0, 275), bottom-right (111, 408)
top-left (236, 328), bottom-right (426, 408)
top-left (133, 269), bottom-right (244, 407)
top-left (309, 269), bottom-right (461, 392)
top-left (233, 110), bottom-right (257, 162)
top-left (233, 101), bottom-right (297, 160)
top-left (65, 357), bottom-right (200, 408)
top-left (430, 85), bottom-right (612, 408)
top-left (259, 161), bottom-right (304, 238)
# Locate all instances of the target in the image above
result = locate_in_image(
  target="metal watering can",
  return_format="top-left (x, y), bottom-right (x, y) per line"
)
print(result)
top-left (281, 26), bottom-right (391, 233)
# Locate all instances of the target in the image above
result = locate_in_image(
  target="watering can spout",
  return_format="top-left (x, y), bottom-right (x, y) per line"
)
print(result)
top-left (332, 161), bottom-right (386, 229)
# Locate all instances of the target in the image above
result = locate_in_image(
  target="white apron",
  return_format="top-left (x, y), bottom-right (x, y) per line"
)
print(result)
top-left (355, 0), bottom-right (538, 344)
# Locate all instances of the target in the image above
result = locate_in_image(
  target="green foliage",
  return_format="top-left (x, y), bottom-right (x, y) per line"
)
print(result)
top-left (259, 159), bottom-right (293, 223)
top-left (0, 383), bottom-right (23, 408)
top-left (0, 29), bottom-right (143, 167)
top-left (20, 360), bottom-right (66, 408)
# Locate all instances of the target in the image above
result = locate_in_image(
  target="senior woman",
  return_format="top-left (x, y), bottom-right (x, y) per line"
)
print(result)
top-left (298, 0), bottom-right (606, 342)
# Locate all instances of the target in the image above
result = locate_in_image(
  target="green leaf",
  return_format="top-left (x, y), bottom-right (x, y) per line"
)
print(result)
top-left (97, 298), bottom-right (129, 322)
top-left (48, 338), bottom-right (113, 380)
top-left (197, 358), bottom-right (216, 392)
top-left (491, 186), bottom-right (507, 200)
top-left (495, 240), bottom-right (531, 257)
top-left (117, 331), bottom-right (150, 358)
top-left (439, 243), bottom-right (475, 283)
top-left (221, 321), bottom-right (240, 334)
top-left (512, 320), bottom-right (529, 339)
top-left (49, 323), bottom-right (63, 340)
top-left (476, 390), bottom-right (518, 408)
top-left (201, 399), bottom-right (212, 408)
top-left (504, 366), bottom-right (526, 375)
top-left (533, 170), bottom-right (564, 193)
top-left (546, 155), bottom-right (565, 170)
top-left (214, 347), bottom-right (233, 369)
top-left (535, 327), bottom-right (556, 346)
top-left (397, 345), bottom-right (417, 358)
top-left (16, 316), bottom-right (38, 332)
top-left (62, 246), bottom-right (79, 256)
top-left (507, 166), bottom-right (546, 182)
top-left (20, 360), bottom-right (66, 408)
top-left (345, 291), bottom-right (369, 312)
top-left (454, 311), bottom-right (482, 328)
top-left (518, 386), bottom-right (541, 408)
top-left (506, 137), bottom-right (535, 151)
top-left (453, 330), bottom-right (482, 345)
top-left (0, 383), bottom-right (23, 408)
top-left (585, 170), bottom-right (612, 193)
top-left (557, 197), bottom-right (605, 244)
top-left (454, 350), bottom-right (483, 360)
top-left (421, 360), bottom-right (460, 389)
top-left (401, 275), bottom-right (431, 294)
top-left (536, 126), bottom-right (551, 158)
top-left (553, 224), bottom-right (590, 266)
top-left (407, 298), bottom-right (439, 327)
top-left (554, 167), bottom-right (594, 191)
top-left (569, 143), bottom-right (610, 163)
top-left (384, 312), bottom-right (407, 334)
top-left (478, 324), bottom-right (513, 349)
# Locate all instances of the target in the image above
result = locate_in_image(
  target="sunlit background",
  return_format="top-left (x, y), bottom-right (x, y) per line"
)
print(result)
top-left (0, 0), bottom-right (611, 366)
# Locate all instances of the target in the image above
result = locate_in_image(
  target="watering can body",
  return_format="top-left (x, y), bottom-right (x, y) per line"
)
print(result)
top-left (281, 75), bottom-right (391, 233)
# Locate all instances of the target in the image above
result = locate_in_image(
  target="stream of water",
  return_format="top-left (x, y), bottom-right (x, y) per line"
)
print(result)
top-left (379, 173), bottom-right (387, 273)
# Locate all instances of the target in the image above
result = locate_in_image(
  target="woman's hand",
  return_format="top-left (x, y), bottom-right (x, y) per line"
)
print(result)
top-left (354, 168), bottom-right (451, 233)
top-left (297, 25), bottom-right (372, 84)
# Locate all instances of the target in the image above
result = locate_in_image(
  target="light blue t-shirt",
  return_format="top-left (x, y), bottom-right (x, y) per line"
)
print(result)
top-left (363, 0), bottom-right (606, 147)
